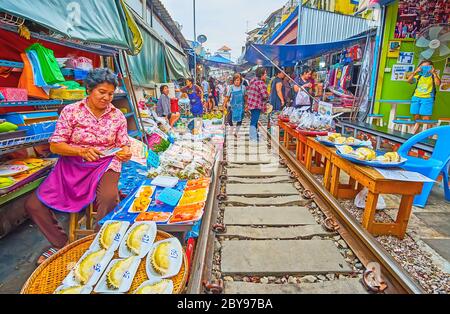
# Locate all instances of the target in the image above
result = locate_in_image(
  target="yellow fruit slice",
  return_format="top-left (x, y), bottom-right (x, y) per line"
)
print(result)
top-left (126, 224), bottom-right (150, 255)
top-left (106, 257), bottom-right (136, 290)
top-left (99, 222), bottom-right (121, 250)
top-left (135, 280), bottom-right (171, 294)
top-left (74, 249), bottom-right (106, 285)
top-left (151, 242), bottom-right (171, 275)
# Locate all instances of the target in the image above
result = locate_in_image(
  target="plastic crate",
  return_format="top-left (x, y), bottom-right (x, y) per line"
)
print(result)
top-left (73, 69), bottom-right (90, 80)
top-left (21, 121), bottom-right (57, 136)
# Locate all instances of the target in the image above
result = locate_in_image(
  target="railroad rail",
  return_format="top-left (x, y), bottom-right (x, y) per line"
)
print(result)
top-left (187, 122), bottom-right (424, 294)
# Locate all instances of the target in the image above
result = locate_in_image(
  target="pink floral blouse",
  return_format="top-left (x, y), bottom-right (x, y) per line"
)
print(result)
top-left (49, 99), bottom-right (131, 173)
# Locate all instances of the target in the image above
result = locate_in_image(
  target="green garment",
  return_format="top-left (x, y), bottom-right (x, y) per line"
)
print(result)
top-left (26, 44), bottom-right (65, 85)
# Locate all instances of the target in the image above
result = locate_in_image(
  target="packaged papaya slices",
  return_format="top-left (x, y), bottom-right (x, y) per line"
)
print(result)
top-left (168, 202), bottom-right (205, 224)
top-left (136, 211), bottom-right (172, 223)
top-left (185, 178), bottom-right (211, 191)
top-left (178, 188), bottom-right (208, 206)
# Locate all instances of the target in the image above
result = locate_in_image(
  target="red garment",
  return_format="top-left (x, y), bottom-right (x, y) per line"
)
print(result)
top-left (247, 78), bottom-right (268, 110)
top-left (170, 98), bottom-right (179, 113)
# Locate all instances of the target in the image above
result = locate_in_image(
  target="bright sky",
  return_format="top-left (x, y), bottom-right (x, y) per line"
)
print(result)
top-left (160, 0), bottom-right (286, 61)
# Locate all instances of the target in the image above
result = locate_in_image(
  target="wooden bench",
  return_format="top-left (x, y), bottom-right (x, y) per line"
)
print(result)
top-left (278, 121), bottom-right (308, 164)
top-left (328, 153), bottom-right (423, 239)
top-left (305, 138), bottom-right (334, 190)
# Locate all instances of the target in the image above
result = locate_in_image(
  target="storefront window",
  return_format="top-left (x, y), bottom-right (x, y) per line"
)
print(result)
top-left (126, 0), bottom-right (143, 17)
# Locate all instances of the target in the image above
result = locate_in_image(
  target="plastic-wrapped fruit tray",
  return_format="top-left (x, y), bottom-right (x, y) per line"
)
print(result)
top-left (296, 129), bottom-right (328, 136)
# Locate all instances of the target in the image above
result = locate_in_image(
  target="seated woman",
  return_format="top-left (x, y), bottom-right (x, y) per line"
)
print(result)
top-left (25, 68), bottom-right (132, 265)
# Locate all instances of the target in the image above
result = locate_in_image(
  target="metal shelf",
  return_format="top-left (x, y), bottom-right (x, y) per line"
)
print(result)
top-left (0, 176), bottom-right (46, 207)
top-left (0, 59), bottom-right (23, 68)
top-left (0, 99), bottom-right (77, 108)
top-left (0, 133), bottom-right (52, 156)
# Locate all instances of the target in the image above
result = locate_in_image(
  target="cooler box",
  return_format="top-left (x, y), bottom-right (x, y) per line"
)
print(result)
top-left (0, 88), bottom-right (28, 102)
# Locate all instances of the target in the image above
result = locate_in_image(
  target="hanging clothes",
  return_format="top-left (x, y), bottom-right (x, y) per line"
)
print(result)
top-left (18, 53), bottom-right (50, 100)
top-left (25, 43), bottom-right (65, 84)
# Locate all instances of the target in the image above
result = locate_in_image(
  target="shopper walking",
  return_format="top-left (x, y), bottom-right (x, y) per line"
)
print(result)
top-left (201, 77), bottom-right (210, 111)
top-left (25, 68), bottom-right (132, 265)
top-left (293, 66), bottom-right (314, 109)
top-left (247, 67), bottom-right (268, 142)
top-left (269, 69), bottom-right (286, 112)
top-left (223, 73), bottom-right (247, 138)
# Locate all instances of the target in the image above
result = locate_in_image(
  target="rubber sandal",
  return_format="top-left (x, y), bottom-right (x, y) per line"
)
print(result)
top-left (36, 247), bottom-right (59, 266)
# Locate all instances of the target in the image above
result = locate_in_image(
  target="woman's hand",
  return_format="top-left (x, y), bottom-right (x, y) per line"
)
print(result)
top-left (116, 146), bottom-right (132, 162)
top-left (79, 147), bottom-right (102, 162)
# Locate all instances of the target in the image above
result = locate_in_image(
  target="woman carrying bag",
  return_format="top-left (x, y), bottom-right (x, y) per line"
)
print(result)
top-left (224, 74), bottom-right (247, 138)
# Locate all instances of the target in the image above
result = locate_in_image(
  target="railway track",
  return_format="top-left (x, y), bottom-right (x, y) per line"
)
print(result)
top-left (187, 120), bottom-right (424, 294)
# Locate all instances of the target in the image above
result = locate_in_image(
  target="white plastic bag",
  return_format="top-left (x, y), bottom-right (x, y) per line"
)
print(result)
top-left (295, 90), bottom-right (310, 107)
top-left (354, 188), bottom-right (386, 210)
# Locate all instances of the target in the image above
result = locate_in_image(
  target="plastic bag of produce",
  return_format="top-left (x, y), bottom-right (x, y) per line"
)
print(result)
top-left (354, 188), bottom-right (386, 210)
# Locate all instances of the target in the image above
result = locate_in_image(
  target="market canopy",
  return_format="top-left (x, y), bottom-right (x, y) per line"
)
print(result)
top-left (202, 54), bottom-right (238, 70)
top-left (165, 43), bottom-right (191, 80)
top-left (243, 33), bottom-right (372, 67)
top-left (0, 0), bottom-right (143, 55)
top-left (124, 20), bottom-right (167, 87)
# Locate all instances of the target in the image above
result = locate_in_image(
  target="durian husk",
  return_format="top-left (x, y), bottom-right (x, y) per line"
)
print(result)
top-left (106, 257), bottom-right (136, 290)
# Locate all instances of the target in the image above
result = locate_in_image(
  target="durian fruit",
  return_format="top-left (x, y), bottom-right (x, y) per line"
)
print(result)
top-left (384, 152), bottom-right (401, 162)
top-left (355, 147), bottom-right (376, 161)
top-left (151, 242), bottom-right (171, 276)
top-left (346, 137), bottom-right (356, 145)
top-left (340, 145), bottom-right (354, 154)
top-left (327, 133), bottom-right (341, 142)
top-left (55, 286), bottom-right (85, 294)
top-left (376, 155), bottom-right (389, 162)
top-left (334, 137), bottom-right (346, 145)
top-left (135, 279), bottom-right (171, 294)
top-left (106, 257), bottom-right (136, 290)
top-left (74, 249), bottom-right (106, 285)
top-left (126, 224), bottom-right (150, 255)
top-left (99, 222), bottom-right (122, 250)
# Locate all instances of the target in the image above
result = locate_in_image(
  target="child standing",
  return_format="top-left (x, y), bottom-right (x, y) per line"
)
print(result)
top-left (407, 60), bottom-right (441, 133)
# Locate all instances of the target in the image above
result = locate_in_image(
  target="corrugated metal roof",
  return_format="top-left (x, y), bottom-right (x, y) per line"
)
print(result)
top-left (299, 7), bottom-right (372, 45)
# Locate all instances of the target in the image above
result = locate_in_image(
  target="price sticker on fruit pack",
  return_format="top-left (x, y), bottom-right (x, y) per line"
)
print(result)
top-left (170, 249), bottom-right (178, 259)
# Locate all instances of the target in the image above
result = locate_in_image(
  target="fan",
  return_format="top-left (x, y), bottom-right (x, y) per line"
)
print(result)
top-left (415, 24), bottom-right (450, 62)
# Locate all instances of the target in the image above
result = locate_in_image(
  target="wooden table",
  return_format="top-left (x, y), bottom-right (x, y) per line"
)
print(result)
top-left (329, 154), bottom-right (423, 239)
top-left (278, 121), bottom-right (308, 164)
top-left (305, 138), bottom-right (334, 189)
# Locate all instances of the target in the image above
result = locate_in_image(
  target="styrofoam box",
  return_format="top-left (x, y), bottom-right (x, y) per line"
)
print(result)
top-left (94, 257), bottom-right (141, 294)
top-left (146, 238), bottom-right (183, 279)
top-left (89, 221), bottom-right (130, 253)
top-left (62, 249), bottom-right (114, 287)
top-left (118, 221), bottom-right (157, 259)
top-left (151, 176), bottom-right (179, 188)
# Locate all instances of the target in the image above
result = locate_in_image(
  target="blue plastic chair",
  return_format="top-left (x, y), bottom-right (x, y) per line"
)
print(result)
top-left (397, 126), bottom-right (450, 208)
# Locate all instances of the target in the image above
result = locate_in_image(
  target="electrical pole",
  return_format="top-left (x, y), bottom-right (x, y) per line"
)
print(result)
top-left (193, 0), bottom-right (197, 82)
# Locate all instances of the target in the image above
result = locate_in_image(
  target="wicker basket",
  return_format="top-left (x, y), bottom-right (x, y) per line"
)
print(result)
top-left (21, 231), bottom-right (189, 294)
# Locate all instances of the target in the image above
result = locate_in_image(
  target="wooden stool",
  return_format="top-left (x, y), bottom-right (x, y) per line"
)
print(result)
top-left (367, 114), bottom-right (384, 127)
top-left (68, 203), bottom-right (97, 243)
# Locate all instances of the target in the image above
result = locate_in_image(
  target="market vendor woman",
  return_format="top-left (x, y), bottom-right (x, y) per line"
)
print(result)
top-left (176, 78), bottom-right (204, 117)
top-left (25, 68), bottom-right (132, 265)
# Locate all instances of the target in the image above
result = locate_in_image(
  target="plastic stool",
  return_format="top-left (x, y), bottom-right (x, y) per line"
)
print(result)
top-left (367, 114), bottom-right (384, 127)
top-left (393, 119), bottom-right (415, 133)
top-left (395, 115), bottom-right (413, 121)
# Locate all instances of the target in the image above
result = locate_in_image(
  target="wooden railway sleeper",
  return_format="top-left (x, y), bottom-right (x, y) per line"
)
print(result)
top-left (203, 279), bottom-right (224, 294)
top-left (361, 262), bottom-right (388, 293)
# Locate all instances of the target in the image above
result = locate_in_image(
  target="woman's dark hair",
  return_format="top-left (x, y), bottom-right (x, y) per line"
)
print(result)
top-left (160, 85), bottom-right (168, 93)
top-left (85, 68), bottom-right (119, 91)
top-left (185, 78), bottom-right (194, 84)
top-left (255, 67), bottom-right (266, 79)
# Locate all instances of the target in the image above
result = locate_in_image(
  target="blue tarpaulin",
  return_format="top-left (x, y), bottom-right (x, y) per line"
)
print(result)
top-left (202, 54), bottom-right (237, 69)
top-left (243, 33), bottom-right (371, 67)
